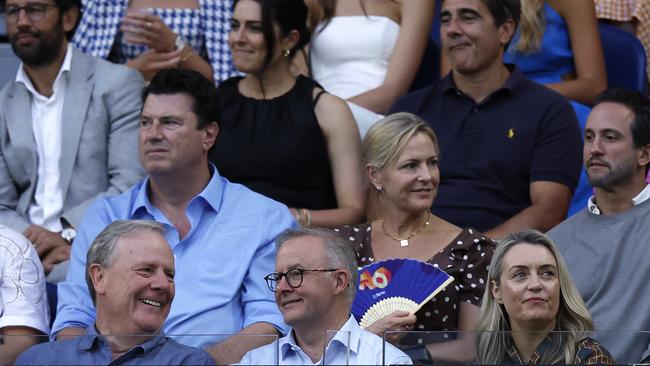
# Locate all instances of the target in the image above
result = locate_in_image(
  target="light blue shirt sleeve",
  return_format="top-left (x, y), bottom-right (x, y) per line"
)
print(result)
top-left (51, 199), bottom-right (112, 337)
top-left (241, 203), bottom-right (296, 333)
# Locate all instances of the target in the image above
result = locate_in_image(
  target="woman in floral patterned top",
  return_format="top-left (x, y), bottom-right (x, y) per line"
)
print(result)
top-left (335, 112), bottom-right (497, 363)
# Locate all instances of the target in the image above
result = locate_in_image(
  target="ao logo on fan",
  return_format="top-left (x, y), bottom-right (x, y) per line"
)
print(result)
top-left (359, 267), bottom-right (392, 290)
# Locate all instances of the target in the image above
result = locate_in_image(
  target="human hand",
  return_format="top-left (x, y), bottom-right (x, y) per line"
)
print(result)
top-left (126, 48), bottom-right (183, 80)
top-left (121, 10), bottom-right (177, 52)
top-left (41, 245), bottom-right (71, 274)
top-left (365, 310), bottom-right (417, 344)
top-left (23, 224), bottom-right (68, 259)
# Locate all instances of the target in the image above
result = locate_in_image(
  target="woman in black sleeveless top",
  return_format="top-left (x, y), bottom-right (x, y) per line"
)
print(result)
top-left (209, 0), bottom-right (365, 228)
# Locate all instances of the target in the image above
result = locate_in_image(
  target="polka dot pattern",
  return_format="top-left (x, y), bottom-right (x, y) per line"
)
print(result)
top-left (334, 224), bottom-right (497, 343)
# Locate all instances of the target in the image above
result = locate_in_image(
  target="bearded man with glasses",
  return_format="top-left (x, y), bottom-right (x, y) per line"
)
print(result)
top-left (240, 228), bottom-right (411, 365)
top-left (0, 0), bottom-right (144, 283)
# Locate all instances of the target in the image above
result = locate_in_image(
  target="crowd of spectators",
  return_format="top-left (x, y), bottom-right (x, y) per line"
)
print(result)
top-left (0, 0), bottom-right (649, 365)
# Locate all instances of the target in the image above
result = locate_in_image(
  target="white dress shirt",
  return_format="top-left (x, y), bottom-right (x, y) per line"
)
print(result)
top-left (16, 44), bottom-right (73, 232)
top-left (238, 315), bottom-right (412, 365)
top-left (587, 184), bottom-right (650, 215)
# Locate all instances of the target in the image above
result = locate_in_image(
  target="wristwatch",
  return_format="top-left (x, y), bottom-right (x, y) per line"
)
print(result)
top-left (61, 227), bottom-right (76, 244)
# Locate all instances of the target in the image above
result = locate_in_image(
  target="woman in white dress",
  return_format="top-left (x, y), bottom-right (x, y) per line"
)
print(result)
top-left (306, 0), bottom-right (434, 136)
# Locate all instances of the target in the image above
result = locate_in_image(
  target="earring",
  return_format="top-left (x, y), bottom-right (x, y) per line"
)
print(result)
top-left (283, 49), bottom-right (291, 57)
top-left (375, 185), bottom-right (382, 191)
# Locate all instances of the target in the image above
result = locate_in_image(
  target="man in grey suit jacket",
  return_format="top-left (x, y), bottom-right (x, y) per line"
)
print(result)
top-left (0, 0), bottom-right (144, 280)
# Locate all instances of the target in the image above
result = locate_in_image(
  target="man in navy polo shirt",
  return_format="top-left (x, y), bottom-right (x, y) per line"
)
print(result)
top-left (390, 0), bottom-right (582, 239)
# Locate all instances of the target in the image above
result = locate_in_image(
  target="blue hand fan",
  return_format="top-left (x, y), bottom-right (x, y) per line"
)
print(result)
top-left (352, 258), bottom-right (454, 328)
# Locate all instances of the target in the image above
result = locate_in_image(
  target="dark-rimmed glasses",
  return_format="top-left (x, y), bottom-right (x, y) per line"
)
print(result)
top-left (2, 3), bottom-right (57, 23)
top-left (264, 268), bottom-right (339, 292)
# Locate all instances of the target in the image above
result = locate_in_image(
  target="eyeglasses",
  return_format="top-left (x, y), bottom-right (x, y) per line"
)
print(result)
top-left (2, 3), bottom-right (57, 23)
top-left (264, 268), bottom-right (339, 292)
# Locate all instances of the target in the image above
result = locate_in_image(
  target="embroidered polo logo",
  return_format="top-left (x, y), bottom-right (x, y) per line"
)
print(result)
top-left (507, 128), bottom-right (515, 139)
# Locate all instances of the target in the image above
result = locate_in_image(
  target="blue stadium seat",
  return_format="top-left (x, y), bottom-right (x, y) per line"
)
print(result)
top-left (598, 22), bottom-right (648, 94)
top-left (0, 17), bottom-right (6, 40)
top-left (409, 37), bottom-right (440, 91)
top-left (409, 0), bottom-right (442, 90)
top-left (430, 0), bottom-right (442, 46)
top-left (0, 43), bottom-right (19, 87)
top-left (46, 281), bottom-right (58, 327)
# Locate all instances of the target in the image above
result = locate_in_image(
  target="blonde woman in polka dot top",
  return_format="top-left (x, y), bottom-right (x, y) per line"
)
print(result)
top-left (335, 112), bottom-right (497, 363)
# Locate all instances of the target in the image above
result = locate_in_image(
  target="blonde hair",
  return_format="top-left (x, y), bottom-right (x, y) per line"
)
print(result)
top-left (363, 112), bottom-right (438, 170)
top-left (514, 0), bottom-right (545, 53)
top-left (476, 230), bottom-right (593, 364)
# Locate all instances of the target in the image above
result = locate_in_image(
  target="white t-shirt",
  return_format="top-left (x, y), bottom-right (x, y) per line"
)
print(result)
top-left (0, 225), bottom-right (50, 334)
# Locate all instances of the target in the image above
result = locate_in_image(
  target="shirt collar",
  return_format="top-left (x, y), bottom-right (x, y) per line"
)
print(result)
top-left (508, 336), bottom-right (554, 365)
top-left (587, 184), bottom-right (650, 215)
top-left (78, 324), bottom-right (101, 351)
top-left (130, 163), bottom-right (224, 217)
top-left (439, 64), bottom-right (522, 97)
top-left (78, 323), bottom-right (166, 354)
top-left (16, 43), bottom-right (73, 98)
top-left (279, 315), bottom-right (362, 359)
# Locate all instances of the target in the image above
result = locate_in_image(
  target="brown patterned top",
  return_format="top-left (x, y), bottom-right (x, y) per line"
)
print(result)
top-left (508, 337), bottom-right (615, 365)
top-left (335, 224), bottom-right (496, 344)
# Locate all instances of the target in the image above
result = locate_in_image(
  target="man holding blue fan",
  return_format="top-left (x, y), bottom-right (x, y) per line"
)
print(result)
top-left (238, 228), bottom-right (411, 365)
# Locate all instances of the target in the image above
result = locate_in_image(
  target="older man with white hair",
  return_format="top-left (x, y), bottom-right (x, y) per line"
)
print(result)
top-left (16, 220), bottom-right (214, 365)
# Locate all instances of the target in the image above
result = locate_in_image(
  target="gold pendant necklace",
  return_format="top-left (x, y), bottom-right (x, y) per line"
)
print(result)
top-left (381, 210), bottom-right (431, 247)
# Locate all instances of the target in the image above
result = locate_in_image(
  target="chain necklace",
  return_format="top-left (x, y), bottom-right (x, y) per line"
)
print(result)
top-left (381, 210), bottom-right (431, 247)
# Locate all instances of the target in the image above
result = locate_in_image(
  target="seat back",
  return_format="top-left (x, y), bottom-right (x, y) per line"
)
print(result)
top-left (0, 17), bottom-right (6, 42)
top-left (409, 0), bottom-right (443, 91)
top-left (599, 22), bottom-right (648, 94)
top-left (409, 37), bottom-right (440, 91)
top-left (46, 281), bottom-right (58, 327)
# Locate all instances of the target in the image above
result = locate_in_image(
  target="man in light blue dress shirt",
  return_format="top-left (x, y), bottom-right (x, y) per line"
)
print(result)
top-left (51, 69), bottom-right (295, 365)
top-left (239, 228), bottom-right (411, 365)
top-left (16, 220), bottom-right (214, 365)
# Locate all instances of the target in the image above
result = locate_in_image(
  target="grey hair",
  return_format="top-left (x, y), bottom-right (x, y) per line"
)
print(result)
top-left (476, 229), bottom-right (593, 364)
top-left (363, 112), bottom-right (438, 170)
top-left (276, 227), bottom-right (358, 299)
top-left (86, 220), bottom-right (166, 303)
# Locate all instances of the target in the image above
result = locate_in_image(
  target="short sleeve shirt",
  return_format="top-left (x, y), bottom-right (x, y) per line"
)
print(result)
top-left (390, 66), bottom-right (582, 232)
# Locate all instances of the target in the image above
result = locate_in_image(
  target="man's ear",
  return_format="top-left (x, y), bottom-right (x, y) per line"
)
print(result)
top-left (333, 270), bottom-right (351, 296)
top-left (89, 263), bottom-right (107, 297)
top-left (498, 18), bottom-right (516, 49)
top-left (637, 143), bottom-right (650, 168)
top-left (203, 121), bottom-right (219, 151)
top-left (491, 280), bottom-right (502, 304)
top-left (61, 6), bottom-right (80, 35)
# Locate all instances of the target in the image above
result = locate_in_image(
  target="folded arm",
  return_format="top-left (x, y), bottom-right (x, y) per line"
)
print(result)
top-left (485, 181), bottom-right (572, 240)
